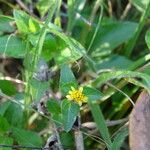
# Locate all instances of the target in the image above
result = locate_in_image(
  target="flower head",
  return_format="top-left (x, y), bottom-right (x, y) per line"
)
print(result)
top-left (66, 86), bottom-right (88, 106)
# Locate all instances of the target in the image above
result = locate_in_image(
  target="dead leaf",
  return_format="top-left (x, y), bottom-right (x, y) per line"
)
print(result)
top-left (129, 90), bottom-right (150, 150)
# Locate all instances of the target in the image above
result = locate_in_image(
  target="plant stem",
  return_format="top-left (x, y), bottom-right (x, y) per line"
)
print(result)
top-left (33, 3), bottom-right (56, 72)
top-left (24, 1), bottom-right (57, 107)
top-left (88, 100), bottom-right (112, 149)
top-left (124, 1), bottom-right (150, 57)
top-left (87, 5), bottom-right (103, 53)
top-left (74, 115), bottom-right (84, 150)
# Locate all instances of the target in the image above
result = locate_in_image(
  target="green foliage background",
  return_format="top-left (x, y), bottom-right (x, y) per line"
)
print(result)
top-left (0, 0), bottom-right (150, 149)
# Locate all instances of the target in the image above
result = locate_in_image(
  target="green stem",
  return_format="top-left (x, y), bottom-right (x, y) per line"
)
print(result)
top-left (25, 1), bottom-right (57, 107)
top-left (33, 3), bottom-right (57, 72)
top-left (87, 5), bottom-right (103, 53)
top-left (124, 1), bottom-right (150, 57)
top-left (97, 53), bottom-right (150, 102)
top-left (88, 100), bottom-right (112, 149)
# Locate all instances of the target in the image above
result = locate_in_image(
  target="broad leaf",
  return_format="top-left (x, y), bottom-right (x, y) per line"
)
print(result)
top-left (0, 80), bottom-right (17, 96)
top-left (4, 102), bottom-right (23, 127)
top-left (42, 34), bottom-right (57, 61)
top-left (83, 86), bottom-right (103, 101)
top-left (0, 116), bottom-right (10, 132)
top-left (13, 9), bottom-right (40, 34)
top-left (87, 21), bottom-right (138, 53)
top-left (30, 79), bottom-right (49, 101)
top-left (0, 15), bottom-right (15, 33)
top-left (145, 28), bottom-right (150, 50)
top-left (95, 55), bottom-right (132, 70)
top-left (47, 99), bottom-right (61, 114)
top-left (60, 64), bottom-right (77, 94)
top-left (12, 127), bottom-right (42, 147)
top-left (111, 127), bottom-right (128, 150)
top-left (47, 26), bottom-right (87, 64)
top-left (0, 136), bottom-right (13, 150)
top-left (61, 99), bottom-right (80, 132)
top-left (0, 35), bottom-right (26, 58)
top-left (0, 101), bottom-right (10, 116)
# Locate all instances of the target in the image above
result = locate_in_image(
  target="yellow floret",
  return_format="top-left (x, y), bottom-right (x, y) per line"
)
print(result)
top-left (66, 86), bottom-right (88, 106)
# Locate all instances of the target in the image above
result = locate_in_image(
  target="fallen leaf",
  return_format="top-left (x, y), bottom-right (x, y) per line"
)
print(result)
top-left (129, 91), bottom-right (150, 150)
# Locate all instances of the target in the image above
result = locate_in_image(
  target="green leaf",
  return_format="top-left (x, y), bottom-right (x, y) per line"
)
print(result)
top-left (0, 116), bottom-right (10, 132)
top-left (0, 15), bottom-right (15, 33)
top-left (13, 9), bottom-right (29, 33)
top-left (95, 55), bottom-right (132, 70)
top-left (67, 0), bottom-right (86, 32)
top-left (111, 127), bottom-right (128, 150)
top-left (0, 136), bottom-right (13, 150)
top-left (47, 99), bottom-right (61, 114)
top-left (83, 86), bottom-right (103, 101)
top-left (36, 0), bottom-right (54, 17)
top-left (92, 70), bottom-right (150, 91)
top-left (61, 99), bottom-right (80, 132)
top-left (28, 18), bottom-right (40, 33)
top-left (0, 80), bottom-right (17, 96)
top-left (4, 102), bottom-right (23, 127)
top-left (0, 35), bottom-right (26, 58)
top-left (88, 100), bottom-right (112, 149)
top-left (0, 101), bottom-right (10, 116)
top-left (52, 113), bottom-right (62, 127)
top-left (87, 21), bottom-right (138, 53)
top-left (13, 9), bottom-right (40, 34)
top-left (46, 26), bottom-right (87, 64)
top-left (145, 28), bottom-right (150, 50)
top-left (54, 38), bottom-right (84, 65)
top-left (12, 127), bottom-right (42, 147)
top-left (30, 79), bottom-right (49, 101)
top-left (131, 0), bottom-right (149, 12)
top-left (60, 132), bottom-right (74, 149)
top-left (41, 34), bottom-right (57, 61)
top-left (60, 64), bottom-right (77, 94)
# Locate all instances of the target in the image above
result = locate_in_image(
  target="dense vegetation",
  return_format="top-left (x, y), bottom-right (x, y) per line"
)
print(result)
top-left (0, 0), bottom-right (150, 149)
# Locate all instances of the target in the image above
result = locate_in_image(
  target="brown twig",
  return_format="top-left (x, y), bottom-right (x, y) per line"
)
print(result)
top-left (108, 0), bottom-right (113, 17)
top-left (74, 115), bottom-right (84, 150)
top-left (121, 2), bottom-right (132, 20)
top-left (16, 0), bottom-right (37, 18)
top-left (0, 76), bottom-right (26, 85)
top-left (82, 117), bottom-right (128, 130)
top-left (0, 144), bottom-right (43, 149)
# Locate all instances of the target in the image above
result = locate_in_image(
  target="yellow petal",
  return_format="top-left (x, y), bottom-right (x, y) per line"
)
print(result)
top-left (79, 87), bottom-right (83, 92)
top-left (71, 86), bottom-right (75, 91)
top-left (69, 91), bottom-right (72, 94)
top-left (66, 95), bottom-right (72, 100)
top-left (83, 96), bottom-right (88, 102)
top-left (78, 101), bottom-right (82, 106)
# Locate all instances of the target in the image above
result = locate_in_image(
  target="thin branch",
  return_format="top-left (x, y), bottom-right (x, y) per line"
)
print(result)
top-left (0, 76), bottom-right (26, 85)
top-left (0, 144), bottom-right (42, 149)
top-left (74, 115), bottom-right (84, 150)
top-left (87, 5), bottom-right (103, 53)
top-left (82, 117), bottom-right (128, 129)
top-left (111, 122), bottom-right (129, 139)
top-left (106, 82), bottom-right (135, 107)
top-left (121, 2), bottom-right (132, 20)
top-left (53, 123), bottom-right (64, 150)
top-left (108, 0), bottom-right (113, 17)
top-left (16, 0), bottom-right (37, 18)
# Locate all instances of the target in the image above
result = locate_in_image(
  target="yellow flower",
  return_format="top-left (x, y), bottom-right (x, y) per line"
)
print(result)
top-left (66, 86), bottom-right (88, 106)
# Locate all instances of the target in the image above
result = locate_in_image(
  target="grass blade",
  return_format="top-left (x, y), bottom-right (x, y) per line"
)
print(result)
top-left (124, 0), bottom-right (150, 57)
top-left (88, 100), bottom-right (112, 149)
